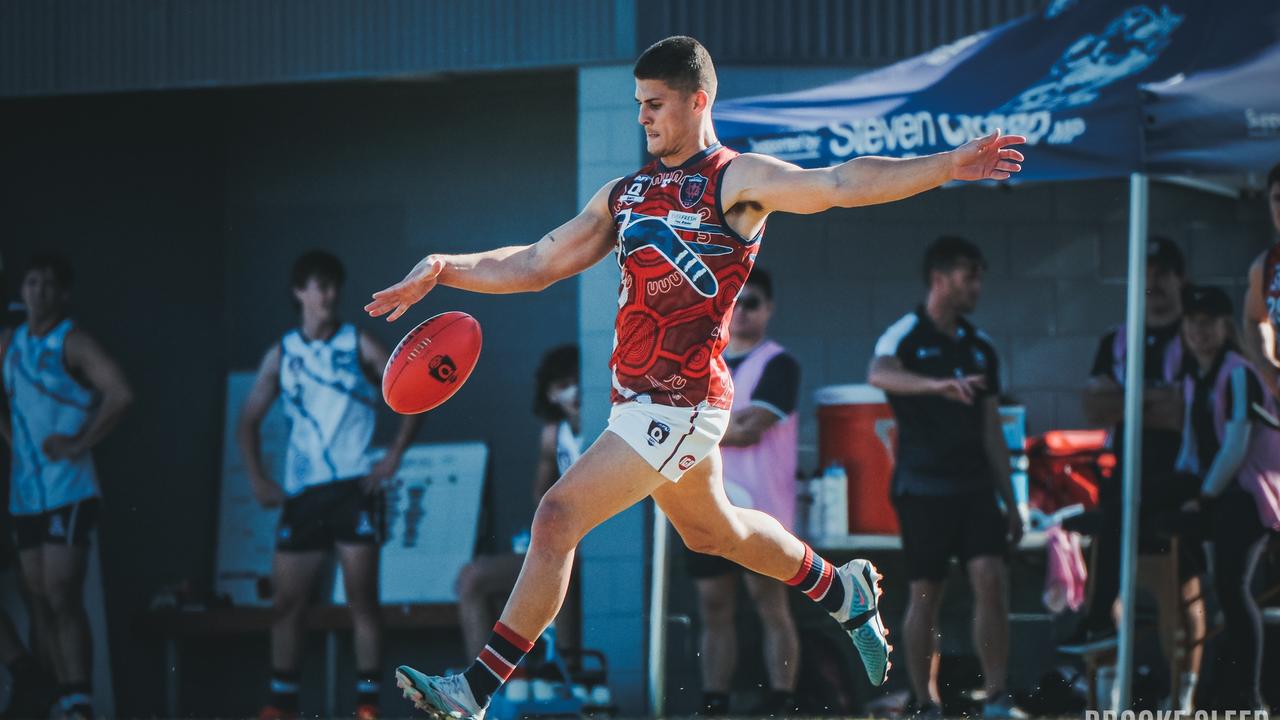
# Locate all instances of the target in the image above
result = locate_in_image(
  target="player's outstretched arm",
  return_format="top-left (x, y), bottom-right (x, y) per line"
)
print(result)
top-left (365, 180), bottom-right (620, 322)
top-left (729, 130), bottom-right (1025, 216)
top-left (237, 344), bottom-right (286, 507)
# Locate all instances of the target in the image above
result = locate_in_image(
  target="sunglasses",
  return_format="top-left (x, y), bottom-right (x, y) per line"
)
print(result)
top-left (737, 296), bottom-right (764, 311)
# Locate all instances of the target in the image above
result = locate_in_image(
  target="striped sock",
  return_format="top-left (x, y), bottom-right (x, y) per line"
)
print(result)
top-left (785, 544), bottom-right (846, 614)
top-left (462, 621), bottom-right (535, 707)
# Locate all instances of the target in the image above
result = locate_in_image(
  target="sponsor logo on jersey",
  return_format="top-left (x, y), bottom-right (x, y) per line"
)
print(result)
top-left (679, 173), bottom-right (708, 208)
top-left (916, 346), bottom-right (942, 359)
top-left (619, 174), bottom-right (653, 205)
top-left (666, 210), bottom-right (701, 229)
top-left (678, 455), bottom-right (696, 471)
top-left (647, 420), bottom-right (671, 446)
top-left (971, 347), bottom-right (988, 369)
top-left (428, 355), bottom-right (458, 383)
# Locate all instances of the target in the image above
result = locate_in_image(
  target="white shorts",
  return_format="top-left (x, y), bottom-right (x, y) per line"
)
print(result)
top-left (607, 402), bottom-right (730, 481)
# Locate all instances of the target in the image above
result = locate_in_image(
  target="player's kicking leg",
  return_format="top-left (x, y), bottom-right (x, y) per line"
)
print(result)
top-left (396, 431), bottom-right (669, 719)
top-left (652, 448), bottom-right (891, 686)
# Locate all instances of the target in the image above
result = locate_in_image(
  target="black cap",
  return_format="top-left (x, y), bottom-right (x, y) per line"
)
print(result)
top-left (1182, 284), bottom-right (1233, 318)
top-left (1152, 235), bottom-right (1187, 274)
top-left (1148, 236), bottom-right (1185, 276)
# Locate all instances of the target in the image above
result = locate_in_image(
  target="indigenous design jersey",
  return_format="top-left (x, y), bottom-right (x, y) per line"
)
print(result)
top-left (279, 323), bottom-right (376, 495)
top-left (3, 319), bottom-right (100, 515)
top-left (607, 143), bottom-right (760, 409)
top-left (1264, 243), bottom-right (1280, 333)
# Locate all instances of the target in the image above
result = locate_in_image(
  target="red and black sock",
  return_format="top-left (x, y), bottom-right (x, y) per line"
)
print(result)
top-left (785, 544), bottom-right (846, 614)
top-left (462, 621), bottom-right (534, 707)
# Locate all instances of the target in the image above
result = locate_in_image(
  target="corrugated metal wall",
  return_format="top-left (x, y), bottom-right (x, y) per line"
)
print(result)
top-left (0, 0), bottom-right (628, 97)
top-left (0, 0), bottom-right (1047, 98)
top-left (636, 0), bottom-right (1047, 65)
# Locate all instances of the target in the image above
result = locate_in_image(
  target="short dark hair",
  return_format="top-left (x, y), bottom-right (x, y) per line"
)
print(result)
top-left (745, 267), bottom-right (773, 300)
top-left (1268, 161), bottom-right (1280, 191)
top-left (533, 344), bottom-right (579, 422)
top-left (291, 250), bottom-right (345, 290)
top-left (24, 251), bottom-right (74, 290)
top-left (633, 36), bottom-right (717, 98)
top-left (922, 236), bottom-right (986, 285)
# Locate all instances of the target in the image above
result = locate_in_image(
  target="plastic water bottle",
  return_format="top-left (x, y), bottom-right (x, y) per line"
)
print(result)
top-left (823, 463), bottom-right (848, 538)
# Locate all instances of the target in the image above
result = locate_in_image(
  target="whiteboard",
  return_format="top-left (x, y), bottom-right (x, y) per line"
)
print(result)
top-left (334, 442), bottom-right (487, 604)
top-left (216, 372), bottom-right (488, 606)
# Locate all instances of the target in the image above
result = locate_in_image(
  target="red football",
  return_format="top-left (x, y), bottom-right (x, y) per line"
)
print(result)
top-left (382, 311), bottom-right (482, 414)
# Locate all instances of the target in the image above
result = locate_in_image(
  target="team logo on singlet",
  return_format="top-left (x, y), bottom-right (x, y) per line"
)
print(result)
top-left (428, 355), bottom-right (458, 383)
top-left (646, 420), bottom-right (671, 446)
top-left (678, 455), bottom-right (696, 471)
top-left (679, 173), bottom-right (708, 208)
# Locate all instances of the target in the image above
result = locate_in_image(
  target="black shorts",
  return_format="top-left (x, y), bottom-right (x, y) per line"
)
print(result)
top-left (12, 498), bottom-right (100, 551)
top-left (684, 544), bottom-right (737, 579)
top-left (893, 491), bottom-right (1008, 582)
top-left (276, 479), bottom-right (384, 553)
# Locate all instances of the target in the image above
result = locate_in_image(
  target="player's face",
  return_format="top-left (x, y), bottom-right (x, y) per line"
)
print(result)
top-left (635, 79), bottom-right (703, 158)
top-left (1146, 264), bottom-right (1183, 319)
top-left (547, 378), bottom-right (580, 415)
top-left (730, 285), bottom-right (773, 340)
top-left (940, 262), bottom-right (983, 314)
top-left (20, 268), bottom-right (67, 322)
top-left (293, 276), bottom-right (340, 321)
top-left (1182, 313), bottom-right (1229, 359)
top-left (1269, 181), bottom-right (1279, 233)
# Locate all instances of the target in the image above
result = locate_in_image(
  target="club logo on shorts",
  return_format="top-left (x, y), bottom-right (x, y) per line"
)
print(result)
top-left (48, 515), bottom-right (66, 538)
top-left (679, 173), bottom-right (708, 208)
top-left (678, 455), bottom-right (696, 471)
top-left (428, 354), bottom-right (458, 383)
top-left (647, 420), bottom-right (671, 446)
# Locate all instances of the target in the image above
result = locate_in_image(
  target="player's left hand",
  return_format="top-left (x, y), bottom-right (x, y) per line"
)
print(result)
top-left (365, 255), bottom-right (445, 322)
top-left (362, 453), bottom-right (403, 494)
top-left (950, 129), bottom-right (1026, 182)
top-left (42, 434), bottom-right (85, 461)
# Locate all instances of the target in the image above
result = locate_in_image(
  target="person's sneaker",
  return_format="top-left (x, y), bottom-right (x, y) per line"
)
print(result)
top-left (256, 704), bottom-right (299, 720)
top-left (394, 666), bottom-right (485, 720)
top-left (355, 703), bottom-right (380, 720)
top-left (982, 692), bottom-right (1028, 719)
top-left (1057, 625), bottom-right (1118, 654)
top-left (831, 558), bottom-right (892, 686)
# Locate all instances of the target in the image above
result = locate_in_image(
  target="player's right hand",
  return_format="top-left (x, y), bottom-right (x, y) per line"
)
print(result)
top-left (934, 374), bottom-right (986, 404)
top-left (251, 477), bottom-right (286, 508)
top-left (365, 255), bottom-right (445, 322)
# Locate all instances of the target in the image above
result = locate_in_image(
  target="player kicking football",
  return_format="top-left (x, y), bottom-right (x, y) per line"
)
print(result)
top-left (365, 36), bottom-right (1025, 719)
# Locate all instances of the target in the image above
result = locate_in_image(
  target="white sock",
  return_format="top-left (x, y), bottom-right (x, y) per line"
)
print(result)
top-left (1178, 672), bottom-right (1197, 712)
top-left (1097, 665), bottom-right (1119, 713)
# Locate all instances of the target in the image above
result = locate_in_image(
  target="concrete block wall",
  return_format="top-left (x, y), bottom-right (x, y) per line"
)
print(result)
top-left (753, 180), bottom-right (1274, 470)
top-left (576, 64), bottom-right (649, 716)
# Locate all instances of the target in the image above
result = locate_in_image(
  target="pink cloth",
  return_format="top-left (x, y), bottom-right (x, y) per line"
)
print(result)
top-left (1043, 525), bottom-right (1088, 613)
top-left (721, 340), bottom-right (799, 530)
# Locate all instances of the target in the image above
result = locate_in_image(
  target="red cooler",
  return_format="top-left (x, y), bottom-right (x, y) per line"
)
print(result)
top-left (816, 384), bottom-right (899, 534)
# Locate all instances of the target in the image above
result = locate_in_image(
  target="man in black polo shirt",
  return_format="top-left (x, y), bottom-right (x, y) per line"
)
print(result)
top-left (869, 236), bottom-right (1023, 719)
